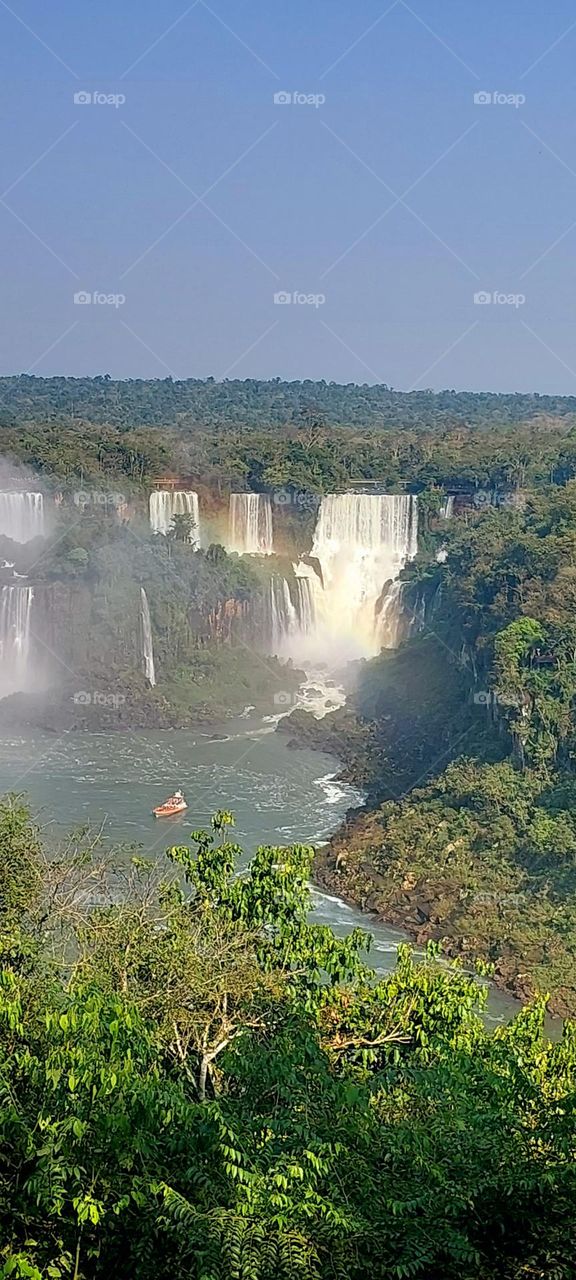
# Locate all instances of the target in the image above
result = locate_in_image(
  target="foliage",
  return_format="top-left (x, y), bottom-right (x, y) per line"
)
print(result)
top-left (2, 375), bottom-right (576, 436)
top-left (323, 757), bottom-right (576, 1016)
top-left (4, 377), bottom-right (576, 1274)
top-left (1, 802), bottom-right (575, 1279)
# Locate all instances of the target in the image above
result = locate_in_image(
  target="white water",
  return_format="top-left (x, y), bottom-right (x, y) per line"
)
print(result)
top-left (149, 491), bottom-right (200, 544)
top-left (294, 562), bottom-right (322, 635)
top-left (268, 576), bottom-right (298, 651)
top-left (140, 588), bottom-right (156, 687)
top-left (379, 580), bottom-right (427, 647)
top-left (262, 668), bottom-right (347, 728)
top-left (441, 495), bottom-right (454, 519)
top-left (276, 494), bottom-right (418, 661)
top-left (377, 578), bottom-right (406, 648)
top-left (266, 566), bottom-right (321, 655)
top-left (229, 493), bottom-right (273, 555)
top-left (297, 669), bottom-right (346, 717)
top-left (0, 585), bottom-right (34, 695)
top-left (0, 493), bottom-right (45, 543)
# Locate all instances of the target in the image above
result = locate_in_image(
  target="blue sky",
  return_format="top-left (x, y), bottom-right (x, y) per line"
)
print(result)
top-left (1, 0), bottom-right (576, 391)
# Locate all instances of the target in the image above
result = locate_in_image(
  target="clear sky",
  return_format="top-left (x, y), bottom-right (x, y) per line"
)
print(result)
top-left (1, 0), bottom-right (576, 392)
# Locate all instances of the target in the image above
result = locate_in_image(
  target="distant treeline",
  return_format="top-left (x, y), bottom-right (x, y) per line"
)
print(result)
top-left (1, 373), bottom-right (576, 432)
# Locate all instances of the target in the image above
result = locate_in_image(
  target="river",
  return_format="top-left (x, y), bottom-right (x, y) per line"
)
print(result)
top-left (0, 709), bottom-right (517, 1026)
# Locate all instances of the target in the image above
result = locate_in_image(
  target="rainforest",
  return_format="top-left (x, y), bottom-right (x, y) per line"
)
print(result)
top-left (1, 378), bottom-right (576, 1279)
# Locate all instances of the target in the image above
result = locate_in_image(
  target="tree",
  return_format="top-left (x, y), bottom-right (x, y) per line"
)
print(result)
top-left (3, 803), bottom-right (576, 1280)
top-left (167, 512), bottom-right (195, 544)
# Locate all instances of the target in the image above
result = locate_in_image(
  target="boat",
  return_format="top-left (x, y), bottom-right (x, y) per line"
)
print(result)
top-left (153, 790), bottom-right (187, 818)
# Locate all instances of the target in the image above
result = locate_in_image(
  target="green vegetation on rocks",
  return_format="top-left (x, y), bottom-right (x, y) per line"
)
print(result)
top-left (312, 483), bottom-right (576, 1017)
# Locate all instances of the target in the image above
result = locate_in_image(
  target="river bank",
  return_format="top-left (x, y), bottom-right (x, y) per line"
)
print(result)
top-left (278, 709), bottom-right (570, 1021)
top-left (313, 835), bottom-right (546, 1015)
top-left (0, 652), bottom-right (305, 733)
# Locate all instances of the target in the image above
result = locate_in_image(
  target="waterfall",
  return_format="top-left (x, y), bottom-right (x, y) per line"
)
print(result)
top-left (265, 566), bottom-right (320, 654)
top-left (0, 493), bottom-right (45, 543)
top-left (441, 495), bottom-right (454, 519)
top-left (149, 491), bottom-right (200, 544)
top-left (293, 564), bottom-right (319, 637)
top-left (304, 493), bottom-right (418, 658)
top-left (378, 580), bottom-right (427, 647)
top-left (140, 588), bottom-right (156, 687)
top-left (229, 494), bottom-right (273, 555)
top-left (267, 577), bottom-right (298, 651)
top-left (263, 496), bottom-right (418, 661)
top-left (0, 585), bottom-right (34, 695)
top-left (377, 579), bottom-right (406, 648)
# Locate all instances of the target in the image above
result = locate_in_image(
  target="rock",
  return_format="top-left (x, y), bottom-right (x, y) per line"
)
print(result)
top-left (359, 860), bottom-right (387, 888)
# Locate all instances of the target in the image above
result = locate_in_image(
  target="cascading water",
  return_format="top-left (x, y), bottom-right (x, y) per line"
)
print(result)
top-left (441, 495), bottom-right (454, 519)
top-left (267, 577), bottom-right (298, 652)
top-left (378, 579), bottom-right (427, 648)
top-left (303, 493), bottom-right (418, 658)
top-left (140, 588), bottom-right (156, 687)
top-left (264, 495), bottom-right (418, 662)
top-left (149, 491), bottom-right (200, 544)
top-left (0, 493), bottom-right (45, 543)
top-left (0, 585), bottom-right (34, 695)
top-left (229, 493), bottom-right (273, 555)
top-left (265, 565), bottom-right (321, 655)
top-left (293, 565), bottom-right (319, 637)
top-left (377, 579), bottom-right (406, 648)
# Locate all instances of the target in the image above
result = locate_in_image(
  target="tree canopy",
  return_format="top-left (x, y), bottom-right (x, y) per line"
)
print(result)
top-left (1, 799), bottom-right (576, 1280)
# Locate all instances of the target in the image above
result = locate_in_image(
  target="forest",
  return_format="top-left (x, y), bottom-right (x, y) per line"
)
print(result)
top-left (2, 373), bottom-right (576, 432)
top-left (309, 484), bottom-right (576, 1016)
top-left (1, 378), bottom-right (576, 1275)
top-left (1, 800), bottom-right (575, 1280)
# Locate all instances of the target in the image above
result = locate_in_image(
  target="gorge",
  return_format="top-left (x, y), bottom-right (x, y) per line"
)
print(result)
top-left (0, 435), bottom-right (572, 1026)
top-left (1, 389), bottom-right (575, 1280)
top-left (0, 475), bottom-right (456, 1001)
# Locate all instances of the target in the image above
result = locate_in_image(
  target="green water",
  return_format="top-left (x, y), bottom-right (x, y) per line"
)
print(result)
top-left (0, 713), bottom-right (519, 1025)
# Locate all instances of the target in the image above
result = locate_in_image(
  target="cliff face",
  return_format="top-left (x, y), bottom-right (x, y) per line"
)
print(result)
top-left (206, 599), bottom-right (251, 645)
top-left (31, 583), bottom-right (257, 681)
top-left (34, 581), bottom-right (133, 677)
top-left (0, 577), bottom-right (277, 732)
